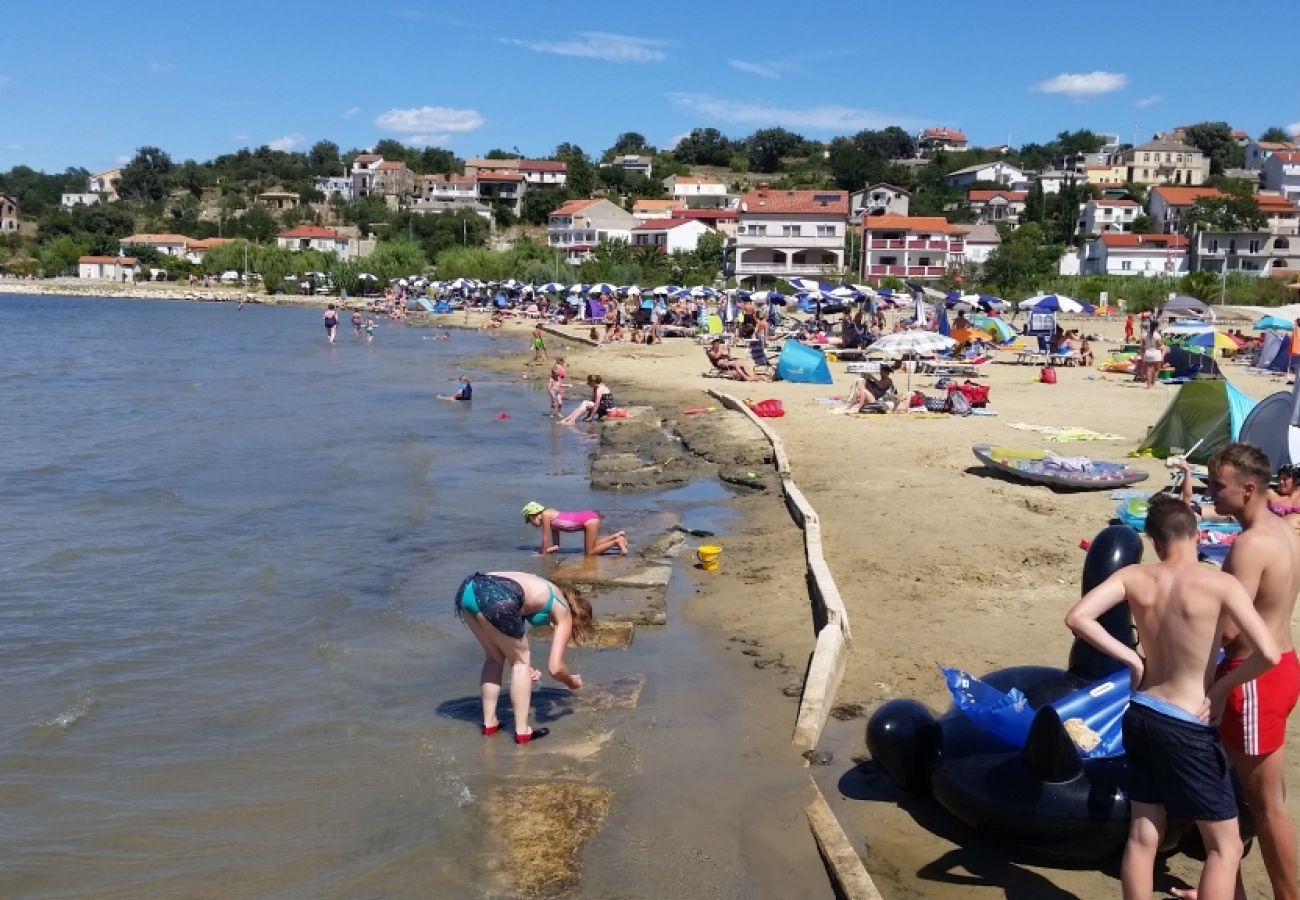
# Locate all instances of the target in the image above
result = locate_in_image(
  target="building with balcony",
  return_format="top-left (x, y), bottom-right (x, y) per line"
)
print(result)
top-left (945, 161), bottom-right (1027, 190)
top-left (518, 159), bottom-right (567, 187)
top-left (631, 218), bottom-right (711, 254)
top-left (858, 215), bottom-right (965, 281)
top-left (1191, 231), bottom-right (1300, 275)
top-left (1145, 185), bottom-right (1226, 234)
top-left (1080, 233), bottom-right (1188, 276)
top-left (726, 188), bottom-right (848, 282)
top-left (1083, 163), bottom-right (1128, 188)
top-left (957, 223), bottom-right (1002, 266)
top-left (463, 157), bottom-right (520, 178)
top-left (849, 183), bottom-right (910, 220)
top-left (78, 255), bottom-right (140, 281)
top-left (1261, 151), bottom-right (1300, 204)
top-left (1078, 198), bottom-right (1141, 236)
top-left (917, 127), bottom-right (968, 154)
top-left (1257, 192), bottom-right (1300, 235)
top-left (1120, 140), bottom-right (1209, 186)
top-left (414, 173), bottom-right (478, 207)
top-left (313, 176), bottom-right (354, 202)
top-left (632, 198), bottom-right (687, 222)
top-left (662, 174), bottom-right (729, 208)
top-left (119, 233), bottom-right (191, 257)
top-left (669, 207), bottom-right (739, 237)
top-left (968, 190), bottom-right (1026, 225)
top-left (275, 225), bottom-right (359, 260)
top-left (605, 154), bottom-right (653, 178)
top-left (1245, 140), bottom-right (1296, 172)
top-left (0, 192), bottom-right (18, 232)
top-left (351, 155), bottom-right (415, 201)
top-left (475, 171), bottom-right (526, 214)
top-left (547, 198), bottom-right (636, 263)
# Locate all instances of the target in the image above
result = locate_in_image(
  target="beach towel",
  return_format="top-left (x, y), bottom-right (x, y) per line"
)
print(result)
top-left (1042, 453), bottom-right (1094, 474)
top-left (1008, 423), bottom-right (1126, 442)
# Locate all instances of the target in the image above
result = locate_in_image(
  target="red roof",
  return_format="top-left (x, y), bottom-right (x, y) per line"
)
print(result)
top-left (353, 154), bottom-right (381, 164)
top-left (121, 233), bottom-right (190, 244)
top-left (278, 225), bottom-right (347, 240)
top-left (670, 209), bottom-right (738, 221)
top-left (79, 255), bottom-right (139, 264)
top-left (1255, 141), bottom-right (1297, 151)
top-left (186, 238), bottom-right (235, 250)
top-left (518, 160), bottom-right (567, 172)
top-left (1273, 151), bottom-right (1300, 164)
top-left (968, 190), bottom-right (1027, 202)
top-left (551, 198), bottom-right (601, 217)
top-left (739, 188), bottom-right (847, 216)
top-left (1098, 234), bottom-right (1188, 249)
top-left (631, 218), bottom-right (698, 231)
top-left (425, 173), bottom-right (475, 186)
top-left (861, 215), bottom-right (964, 235)
top-left (1151, 186), bottom-right (1226, 206)
top-left (922, 127), bottom-right (967, 142)
top-left (1091, 198), bottom-right (1139, 207)
top-left (375, 160), bottom-right (407, 171)
top-left (476, 171), bottom-right (525, 182)
top-left (1256, 193), bottom-right (1298, 213)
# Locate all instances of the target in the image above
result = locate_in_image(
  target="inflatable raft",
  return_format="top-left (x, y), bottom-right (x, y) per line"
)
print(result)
top-left (973, 445), bottom-right (1149, 490)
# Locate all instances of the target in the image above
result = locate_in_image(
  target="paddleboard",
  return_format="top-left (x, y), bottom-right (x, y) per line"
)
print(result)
top-left (973, 444), bottom-right (1149, 490)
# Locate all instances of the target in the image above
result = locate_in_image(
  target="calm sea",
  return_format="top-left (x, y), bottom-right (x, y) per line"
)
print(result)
top-left (0, 295), bottom-right (745, 898)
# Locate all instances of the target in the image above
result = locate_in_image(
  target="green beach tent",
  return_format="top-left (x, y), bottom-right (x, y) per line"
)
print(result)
top-left (1137, 380), bottom-right (1257, 463)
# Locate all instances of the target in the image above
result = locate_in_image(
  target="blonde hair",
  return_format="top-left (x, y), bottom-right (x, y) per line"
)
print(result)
top-left (562, 586), bottom-right (594, 644)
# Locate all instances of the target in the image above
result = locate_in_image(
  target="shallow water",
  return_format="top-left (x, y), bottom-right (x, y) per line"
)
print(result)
top-left (1, 296), bottom-right (789, 898)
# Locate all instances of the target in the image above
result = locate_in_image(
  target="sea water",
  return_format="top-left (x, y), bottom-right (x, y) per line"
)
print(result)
top-left (0, 295), bottom-right (709, 897)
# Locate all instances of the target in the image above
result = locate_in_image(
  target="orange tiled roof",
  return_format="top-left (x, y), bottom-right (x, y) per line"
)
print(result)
top-left (1091, 198), bottom-right (1139, 207)
top-left (1255, 141), bottom-right (1297, 151)
top-left (121, 233), bottom-right (190, 244)
top-left (1098, 233), bottom-right (1188, 249)
top-left (79, 255), bottom-right (139, 264)
top-left (518, 160), bottom-right (567, 172)
top-left (740, 188), bottom-right (847, 216)
top-left (1273, 151), bottom-right (1300, 164)
top-left (1151, 186), bottom-right (1226, 206)
top-left (633, 199), bottom-right (685, 211)
top-left (1256, 193), bottom-right (1298, 213)
top-left (186, 238), bottom-right (235, 250)
top-left (922, 127), bottom-right (967, 142)
top-left (551, 198), bottom-right (601, 217)
top-left (476, 171), bottom-right (525, 182)
top-left (277, 225), bottom-right (347, 239)
top-left (632, 218), bottom-right (697, 231)
top-left (861, 215), bottom-right (964, 235)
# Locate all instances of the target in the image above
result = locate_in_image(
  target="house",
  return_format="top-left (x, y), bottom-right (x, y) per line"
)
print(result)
top-left (313, 176), bottom-right (354, 202)
top-left (275, 225), bottom-right (358, 260)
top-left (351, 155), bottom-right (415, 201)
top-left (60, 191), bottom-right (102, 207)
top-left (849, 183), bottom-right (910, 219)
top-left (631, 218), bottom-right (712, 254)
top-left (1191, 231), bottom-right (1300, 276)
top-left (413, 173), bottom-right (479, 208)
top-left (0, 192), bottom-right (18, 231)
top-left (78, 255), bottom-right (140, 281)
top-left (967, 190), bottom-right (1027, 225)
top-left (1119, 140), bottom-right (1209, 186)
top-left (1077, 198), bottom-right (1141, 236)
top-left (1257, 192), bottom-right (1300, 235)
top-left (669, 207), bottom-right (739, 237)
top-left (1080, 233), bottom-right (1189, 276)
top-left (475, 171), bottom-right (526, 214)
top-left (945, 161), bottom-right (1027, 190)
top-left (606, 154), bottom-right (653, 178)
top-left (183, 237), bottom-right (235, 265)
top-left (1261, 151), bottom-right (1300, 203)
top-left (957, 223), bottom-right (1001, 266)
top-left (88, 168), bottom-right (121, 198)
top-left (917, 127), bottom-right (968, 153)
top-left (547, 198), bottom-right (637, 263)
top-left (518, 159), bottom-right (567, 187)
top-left (1145, 186), bottom-right (1226, 234)
top-left (662, 174), bottom-right (729, 208)
top-left (632, 198), bottom-right (687, 223)
top-left (858, 214), bottom-right (965, 281)
top-left (1083, 163), bottom-right (1128, 188)
top-left (257, 188), bottom-right (299, 211)
top-left (463, 157), bottom-right (521, 178)
top-left (1035, 169), bottom-right (1076, 195)
top-left (1245, 140), bottom-right (1296, 172)
top-left (726, 188), bottom-right (848, 282)
top-left (119, 233), bottom-right (190, 257)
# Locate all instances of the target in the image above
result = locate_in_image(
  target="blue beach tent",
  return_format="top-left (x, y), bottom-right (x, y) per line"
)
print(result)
top-left (1256, 332), bottom-right (1291, 373)
top-left (774, 340), bottom-right (833, 384)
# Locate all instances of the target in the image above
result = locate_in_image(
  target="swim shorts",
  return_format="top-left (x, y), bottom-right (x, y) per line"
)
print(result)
top-left (533, 338), bottom-right (544, 350)
top-left (1123, 699), bottom-right (1237, 822)
top-left (454, 573), bottom-right (526, 639)
top-left (1217, 649), bottom-right (1300, 756)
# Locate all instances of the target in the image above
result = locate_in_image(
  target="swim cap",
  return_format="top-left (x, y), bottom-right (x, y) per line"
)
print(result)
top-left (521, 501), bottom-right (545, 522)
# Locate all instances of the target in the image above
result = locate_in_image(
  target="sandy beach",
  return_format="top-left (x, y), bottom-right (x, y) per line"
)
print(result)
top-left (497, 311), bottom-right (1299, 899)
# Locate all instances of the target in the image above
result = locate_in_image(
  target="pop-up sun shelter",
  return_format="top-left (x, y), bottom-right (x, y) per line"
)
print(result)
top-left (774, 340), bottom-right (833, 384)
top-left (1137, 380), bottom-right (1257, 462)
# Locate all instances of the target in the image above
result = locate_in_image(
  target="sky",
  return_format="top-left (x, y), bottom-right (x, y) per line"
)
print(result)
top-left (2, 0), bottom-right (1298, 173)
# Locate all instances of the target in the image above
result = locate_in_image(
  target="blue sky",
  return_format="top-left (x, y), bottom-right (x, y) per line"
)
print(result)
top-left (2, 0), bottom-right (1297, 172)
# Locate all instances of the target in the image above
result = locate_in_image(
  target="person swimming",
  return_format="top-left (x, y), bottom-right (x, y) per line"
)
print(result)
top-left (521, 502), bottom-right (627, 556)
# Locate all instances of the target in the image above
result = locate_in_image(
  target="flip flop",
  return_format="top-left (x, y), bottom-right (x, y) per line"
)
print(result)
top-left (514, 727), bottom-right (550, 745)
top-left (481, 723), bottom-right (500, 736)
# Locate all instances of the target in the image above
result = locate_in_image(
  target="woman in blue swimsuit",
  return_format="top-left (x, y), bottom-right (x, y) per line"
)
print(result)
top-left (454, 571), bottom-right (592, 743)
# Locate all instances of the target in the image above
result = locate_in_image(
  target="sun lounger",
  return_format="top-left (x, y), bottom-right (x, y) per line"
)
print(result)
top-left (1015, 351), bottom-right (1050, 365)
top-left (921, 358), bottom-right (990, 378)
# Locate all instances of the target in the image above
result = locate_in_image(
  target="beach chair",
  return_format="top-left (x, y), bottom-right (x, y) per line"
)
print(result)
top-left (703, 346), bottom-right (746, 380)
top-left (748, 340), bottom-right (774, 376)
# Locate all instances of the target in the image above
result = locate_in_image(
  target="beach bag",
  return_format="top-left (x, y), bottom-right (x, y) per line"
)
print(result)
top-left (947, 390), bottom-right (972, 416)
top-left (909, 392), bottom-right (927, 409)
top-left (948, 381), bottom-right (990, 408)
top-left (749, 398), bottom-right (785, 418)
top-left (923, 394), bottom-right (948, 413)
top-left (1040, 365), bottom-right (1058, 384)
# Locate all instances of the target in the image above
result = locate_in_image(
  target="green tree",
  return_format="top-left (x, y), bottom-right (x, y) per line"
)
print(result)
top-left (342, 194), bottom-right (393, 235)
top-left (1130, 214), bottom-right (1155, 234)
top-left (1181, 122), bottom-right (1245, 175)
top-left (522, 186), bottom-right (568, 226)
top-left (1055, 129), bottom-right (1105, 155)
top-left (116, 146), bottom-right (175, 203)
top-left (39, 234), bottom-right (90, 275)
top-left (1184, 194), bottom-right (1265, 232)
top-left (565, 156), bottom-right (595, 198)
top-left (308, 140), bottom-right (342, 175)
top-left (604, 132), bottom-right (653, 160)
top-left (853, 126), bottom-right (916, 160)
top-left (745, 127), bottom-right (806, 173)
top-left (364, 237), bottom-right (428, 280)
top-left (694, 229), bottom-right (724, 274)
top-left (239, 205), bottom-right (279, 243)
top-left (1258, 126), bottom-right (1293, 144)
top-left (980, 223), bottom-right (1063, 295)
top-left (1024, 180), bottom-right (1047, 225)
top-left (484, 147), bottom-right (517, 160)
top-left (418, 146), bottom-right (460, 175)
top-left (670, 128), bottom-right (735, 167)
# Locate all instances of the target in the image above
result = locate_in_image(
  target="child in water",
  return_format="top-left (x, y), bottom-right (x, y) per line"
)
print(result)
top-left (547, 358), bottom-right (567, 418)
top-left (364, 318), bottom-right (376, 343)
top-left (521, 502), bottom-right (627, 556)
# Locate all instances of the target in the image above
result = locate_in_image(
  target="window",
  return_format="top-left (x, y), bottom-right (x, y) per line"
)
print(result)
top-left (1208, 239), bottom-right (1218, 253)
top-left (816, 224), bottom-right (836, 237)
top-left (1248, 240), bottom-right (1261, 254)
top-left (1228, 240), bottom-right (1236, 254)
top-left (1121, 261), bottom-right (1132, 271)
top-left (1277, 238), bottom-right (1291, 250)
top-left (880, 255), bottom-right (898, 265)
top-left (782, 224), bottom-right (802, 237)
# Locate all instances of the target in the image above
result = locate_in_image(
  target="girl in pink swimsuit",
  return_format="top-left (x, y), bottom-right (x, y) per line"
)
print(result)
top-left (521, 502), bottom-right (628, 556)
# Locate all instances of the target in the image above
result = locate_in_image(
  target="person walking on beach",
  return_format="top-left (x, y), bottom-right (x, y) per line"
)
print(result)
top-left (1066, 494), bottom-right (1281, 900)
top-left (1171, 443), bottom-right (1300, 900)
top-left (454, 571), bottom-right (591, 743)
top-left (323, 304), bottom-right (339, 343)
top-left (1140, 317), bottom-right (1165, 388)
top-left (521, 502), bottom-right (627, 556)
top-left (547, 359), bottom-right (567, 418)
top-left (531, 323), bottom-right (548, 363)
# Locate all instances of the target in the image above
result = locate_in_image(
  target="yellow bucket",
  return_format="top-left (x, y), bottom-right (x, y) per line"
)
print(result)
top-left (696, 545), bottom-right (722, 571)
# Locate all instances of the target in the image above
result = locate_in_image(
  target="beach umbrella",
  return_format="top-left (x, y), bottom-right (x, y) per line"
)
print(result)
top-left (625, 284), bottom-right (642, 295)
top-left (1254, 314), bottom-right (1293, 331)
top-left (788, 277), bottom-right (835, 292)
top-left (1188, 331), bottom-right (1238, 356)
top-left (568, 283), bottom-right (588, 294)
top-left (870, 330), bottom-right (957, 357)
top-left (589, 282), bottom-right (615, 295)
top-left (1019, 293), bottom-right (1083, 314)
top-left (538, 282), bottom-right (566, 293)
top-left (751, 290), bottom-right (787, 305)
top-left (735, 289), bottom-right (752, 300)
top-left (978, 294), bottom-right (1005, 311)
top-left (829, 285), bottom-right (860, 299)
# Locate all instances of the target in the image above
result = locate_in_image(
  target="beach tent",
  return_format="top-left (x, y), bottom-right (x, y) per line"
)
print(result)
top-left (1137, 380), bottom-right (1257, 462)
top-left (1161, 295), bottom-right (1213, 321)
top-left (1165, 345), bottom-right (1224, 379)
top-left (1256, 332), bottom-right (1292, 372)
top-left (774, 340), bottom-right (833, 384)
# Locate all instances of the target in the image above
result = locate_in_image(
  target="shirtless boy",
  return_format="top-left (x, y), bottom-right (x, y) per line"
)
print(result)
top-left (1066, 494), bottom-right (1281, 900)
top-left (1175, 443), bottom-right (1300, 900)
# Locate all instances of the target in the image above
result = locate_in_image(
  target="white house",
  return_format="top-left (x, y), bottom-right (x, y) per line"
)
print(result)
top-left (632, 198), bottom-right (687, 222)
top-left (1191, 231), bottom-right (1300, 276)
top-left (945, 161), bottom-right (1026, 189)
top-left (1245, 140), bottom-right (1296, 172)
top-left (662, 174), bottom-right (729, 208)
top-left (1145, 186), bottom-right (1226, 234)
top-left (631, 218), bottom-right (711, 254)
top-left (849, 183), bottom-right (910, 219)
top-left (547, 198), bottom-right (637, 263)
top-left (60, 192), bottom-right (102, 208)
top-left (0, 192), bottom-right (18, 232)
top-left (1257, 192), bottom-right (1300, 235)
top-left (275, 225), bottom-right (358, 260)
top-left (727, 188), bottom-right (848, 282)
top-left (183, 238), bottom-right (235, 265)
top-left (1035, 169), bottom-right (1075, 195)
top-left (1261, 151), bottom-right (1300, 204)
top-left (414, 173), bottom-right (478, 207)
top-left (858, 214), bottom-right (965, 281)
top-left (1077, 198), bottom-right (1141, 236)
top-left (957, 223), bottom-right (1001, 266)
top-left (1080, 233), bottom-right (1188, 276)
top-left (1120, 140), bottom-right (1209, 186)
top-left (119, 233), bottom-right (190, 257)
top-left (313, 176), bottom-right (355, 202)
top-left (518, 159), bottom-right (567, 187)
top-left (967, 190), bottom-right (1026, 225)
top-left (606, 155), bottom-right (653, 178)
top-left (78, 255), bottom-right (139, 281)
top-left (917, 127), bottom-right (968, 153)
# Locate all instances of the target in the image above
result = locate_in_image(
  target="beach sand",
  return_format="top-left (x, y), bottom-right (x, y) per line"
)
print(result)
top-left (509, 312), bottom-right (1299, 899)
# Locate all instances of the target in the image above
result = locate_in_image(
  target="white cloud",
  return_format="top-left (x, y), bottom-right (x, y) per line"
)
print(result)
top-left (500, 31), bottom-right (668, 64)
top-left (668, 92), bottom-right (917, 133)
top-left (4, 142), bottom-right (24, 152)
top-left (1033, 71), bottom-right (1128, 100)
top-left (149, 61), bottom-right (176, 76)
top-left (268, 133), bottom-right (306, 152)
top-left (664, 131), bottom-right (691, 150)
top-left (374, 105), bottom-right (484, 145)
top-left (1134, 94), bottom-right (1163, 110)
top-left (729, 59), bottom-right (781, 80)
top-left (341, 106), bottom-right (360, 120)
top-left (230, 132), bottom-right (250, 142)
top-left (1287, 121), bottom-right (1300, 137)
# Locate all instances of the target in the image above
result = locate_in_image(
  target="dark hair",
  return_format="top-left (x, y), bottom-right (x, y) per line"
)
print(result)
top-left (1209, 442), bottom-right (1271, 489)
top-left (1144, 494), bottom-right (1198, 543)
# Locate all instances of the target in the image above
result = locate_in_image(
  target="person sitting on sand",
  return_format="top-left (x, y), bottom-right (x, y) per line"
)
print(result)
top-left (438, 376), bottom-right (472, 402)
top-left (521, 502), bottom-right (628, 556)
top-left (454, 570), bottom-right (591, 743)
top-left (857, 363), bottom-right (903, 413)
top-left (560, 375), bottom-right (613, 425)
top-left (706, 338), bottom-right (754, 381)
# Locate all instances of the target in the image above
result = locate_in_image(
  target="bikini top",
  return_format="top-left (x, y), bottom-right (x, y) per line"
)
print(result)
top-left (1270, 502), bottom-right (1300, 517)
top-left (526, 583), bottom-right (568, 627)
